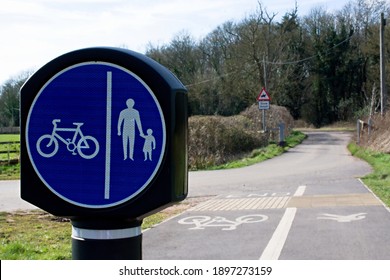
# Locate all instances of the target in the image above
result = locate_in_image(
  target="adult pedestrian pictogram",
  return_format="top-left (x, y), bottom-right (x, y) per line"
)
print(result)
top-left (26, 62), bottom-right (166, 208)
top-left (117, 98), bottom-right (144, 161)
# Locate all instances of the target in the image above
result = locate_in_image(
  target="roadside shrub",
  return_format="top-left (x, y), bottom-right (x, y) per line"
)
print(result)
top-left (188, 104), bottom-right (294, 170)
top-left (240, 104), bottom-right (294, 142)
top-left (189, 115), bottom-right (265, 169)
top-left (357, 113), bottom-right (390, 153)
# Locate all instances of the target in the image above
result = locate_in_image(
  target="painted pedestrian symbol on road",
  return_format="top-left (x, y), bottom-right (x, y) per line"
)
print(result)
top-left (317, 213), bottom-right (367, 223)
top-left (26, 62), bottom-right (166, 208)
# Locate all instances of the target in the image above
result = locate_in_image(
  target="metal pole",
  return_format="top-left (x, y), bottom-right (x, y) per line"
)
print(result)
top-left (263, 55), bottom-right (268, 89)
top-left (380, 13), bottom-right (387, 115)
top-left (263, 55), bottom-right (267, 132)
top-left (279, 123), bottom-right (285, 146)
top-left (368, 118), bottom-right (372, 137)
top-left (71, 219), bottom-right (142, 260)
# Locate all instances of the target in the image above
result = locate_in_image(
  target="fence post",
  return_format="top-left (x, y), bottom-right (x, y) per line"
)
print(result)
top-left (368, 118), bottom-right (372, 137)
top-left (0, 141), bottom-right (20, 164)
top-left (357, 119), bottom-right (361, 145)
top-left (8, 142), bottom-right (11, 163)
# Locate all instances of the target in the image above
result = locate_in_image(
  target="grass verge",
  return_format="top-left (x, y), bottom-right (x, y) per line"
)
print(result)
top-left (0, 200), bottom-right (195, 260)
top-left (0, 211), bottom-right (173, 260)
top-left (208, 130), bottom-right (306, 170)
top-left (0, 211), bottom-right (71, 260)
top-left (348, 142), bottom-right (390, 207)
top-left (0, 163), bottom-right (20, 180)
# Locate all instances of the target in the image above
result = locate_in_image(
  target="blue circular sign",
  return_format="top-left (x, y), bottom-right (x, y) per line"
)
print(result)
top-left (26, 62), bottom-right (166, 208)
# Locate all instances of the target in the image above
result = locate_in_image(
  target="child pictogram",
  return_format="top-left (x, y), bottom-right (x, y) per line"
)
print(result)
top-left (141, 129), bottom-right (156, 161)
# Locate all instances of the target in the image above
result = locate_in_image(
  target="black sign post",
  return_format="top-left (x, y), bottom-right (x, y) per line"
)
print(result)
top-left (20, 47), bottom-right (188, 259)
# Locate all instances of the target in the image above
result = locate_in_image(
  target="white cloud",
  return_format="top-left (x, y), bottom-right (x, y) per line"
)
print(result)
top-left (0, 0), bottom-right (350, 84)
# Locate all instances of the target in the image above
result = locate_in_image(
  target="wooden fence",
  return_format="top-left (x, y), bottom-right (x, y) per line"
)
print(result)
top-left (0, 141), bottom-right (20, 164)
top-left (0, 127), bottom-right (20, 134)
top-left (356, 119), bottom-right (373, 145)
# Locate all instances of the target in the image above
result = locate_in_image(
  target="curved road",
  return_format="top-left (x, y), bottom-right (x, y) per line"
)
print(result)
top-left (187, 131), bottom-right (372, 198)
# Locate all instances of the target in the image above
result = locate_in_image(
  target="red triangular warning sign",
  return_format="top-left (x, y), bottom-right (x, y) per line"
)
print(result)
top-left (256, 87), bottom-right (270, 101)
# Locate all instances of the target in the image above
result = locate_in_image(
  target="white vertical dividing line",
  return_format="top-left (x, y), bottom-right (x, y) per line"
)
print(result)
top-left (259, 185), bottom-right (306, 260)
top-left (105, 71), bottom-right (112, 200)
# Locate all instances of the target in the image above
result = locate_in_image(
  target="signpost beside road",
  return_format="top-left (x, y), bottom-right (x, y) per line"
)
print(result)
top-left (256, 87), bottom-right (270, 131)
top-left (20, 47), bottom-right (188, 259)
top-left (257, 88), bottom-right (271, 102)
top-left (258, 101), bottom-right (270, 110)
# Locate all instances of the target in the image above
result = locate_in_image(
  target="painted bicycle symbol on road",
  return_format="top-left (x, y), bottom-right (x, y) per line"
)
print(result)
top-left (178, 214), bottom-right (268, 231)
top-left (36, 119), bottom-right (99, 159)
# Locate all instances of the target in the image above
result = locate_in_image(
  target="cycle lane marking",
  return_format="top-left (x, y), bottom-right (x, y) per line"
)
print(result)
top-left (259, 185), bottom-right (306, 260)
top-left (177, 214), bottom-right (269, 231)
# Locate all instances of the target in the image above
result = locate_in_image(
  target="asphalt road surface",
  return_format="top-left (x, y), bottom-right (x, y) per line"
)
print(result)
top-left (143, 131), bottom-right (390, 260)
top-left (0, 180), bottom-right (37, 212)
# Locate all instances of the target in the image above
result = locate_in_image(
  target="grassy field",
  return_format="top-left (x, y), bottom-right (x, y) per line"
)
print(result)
top-left (0, 134), bottom-right (20, 142)
top-left (0, 134), bottom-right (20, 180)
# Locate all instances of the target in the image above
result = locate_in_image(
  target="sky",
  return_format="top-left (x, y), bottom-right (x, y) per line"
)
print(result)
top-left (0, 0), bottom-right (353, 85)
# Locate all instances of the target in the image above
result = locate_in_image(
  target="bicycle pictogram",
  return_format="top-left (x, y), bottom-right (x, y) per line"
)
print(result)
top-left (178, 214), bottom-right (268, 230)
top-left (36, 119), bottom-right (99, 159)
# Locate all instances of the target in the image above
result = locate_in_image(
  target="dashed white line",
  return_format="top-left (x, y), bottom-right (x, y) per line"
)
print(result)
top-left (294, 185), bottom-right (306, 197)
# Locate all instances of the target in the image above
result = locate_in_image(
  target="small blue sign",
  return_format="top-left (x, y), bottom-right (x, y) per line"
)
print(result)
top-left (26, 62), bottom-right (166, 208)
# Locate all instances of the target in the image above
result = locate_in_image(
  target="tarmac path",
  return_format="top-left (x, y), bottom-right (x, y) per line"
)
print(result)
top-left (143, 131), bottom-right (390, 259)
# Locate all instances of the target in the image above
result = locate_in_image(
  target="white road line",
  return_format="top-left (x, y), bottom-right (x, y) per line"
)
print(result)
top-left (294, 185), bottom-right (306, 197)
top-left (259, 207), bottom-right (297, 260)
top-left (358, 178), bottom-right (390, 213)
top-left (259, 185), bottom-right (306, 260)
